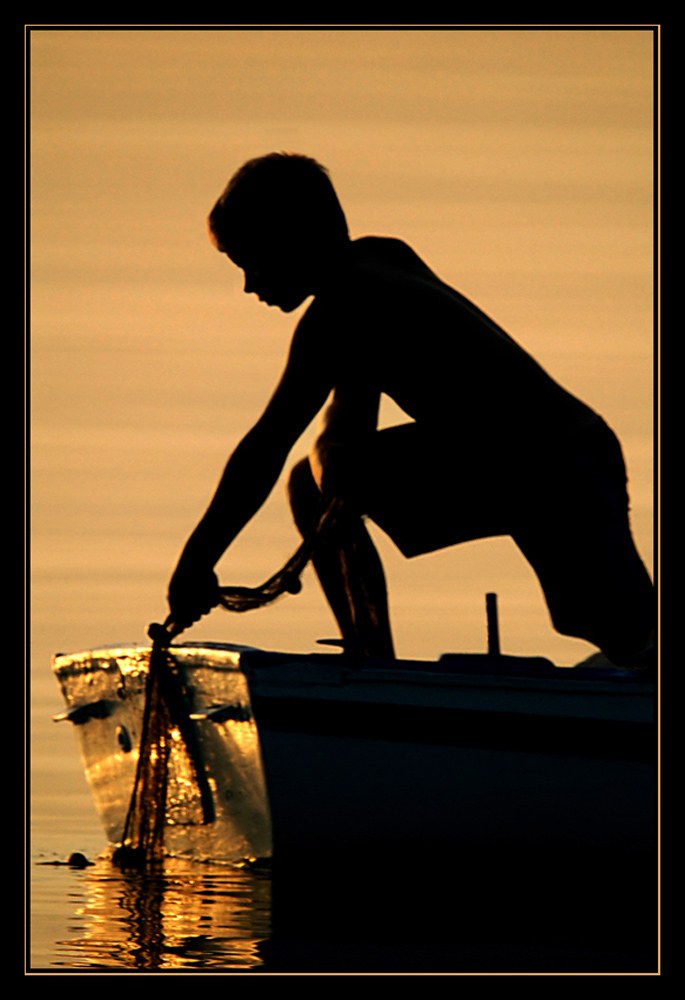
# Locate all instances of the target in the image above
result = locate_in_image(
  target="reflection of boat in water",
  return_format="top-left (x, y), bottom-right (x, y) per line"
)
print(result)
top-left (53, 610), bottom-right (656, 868)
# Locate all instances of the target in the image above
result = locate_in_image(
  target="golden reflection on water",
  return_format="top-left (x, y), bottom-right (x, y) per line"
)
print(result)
top-left (47, 856), bottom-right (271, 971)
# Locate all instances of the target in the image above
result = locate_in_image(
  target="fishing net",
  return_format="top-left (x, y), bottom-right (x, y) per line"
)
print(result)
top-left (216, 497), bottom-right (344, 612)
top-left (113, 637), bottom-right (217, 869)
top-left (112, 643), bottom-right (172, 868)
top-left (113, 497), bottom-right (344, 869)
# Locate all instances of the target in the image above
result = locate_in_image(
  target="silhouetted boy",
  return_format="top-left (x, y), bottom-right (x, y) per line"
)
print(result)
top-left (167, 152), bottom-right (654, 667)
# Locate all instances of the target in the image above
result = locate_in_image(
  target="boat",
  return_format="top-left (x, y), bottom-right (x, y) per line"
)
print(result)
top-left (52, 595), bottom-right (656, 868)
top-left (51, 590), bottom-right (658, 971)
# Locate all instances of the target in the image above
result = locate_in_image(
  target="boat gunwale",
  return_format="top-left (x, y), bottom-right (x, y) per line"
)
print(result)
top-left (52, 641), bottom-right (655, 701)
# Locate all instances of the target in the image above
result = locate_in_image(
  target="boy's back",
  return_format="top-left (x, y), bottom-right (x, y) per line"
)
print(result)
top-left (306, 235), bottom-right (598, 451)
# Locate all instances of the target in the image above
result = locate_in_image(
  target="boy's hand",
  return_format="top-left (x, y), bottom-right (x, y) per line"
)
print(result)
top-left (167, 562), bottom-right (221, 630)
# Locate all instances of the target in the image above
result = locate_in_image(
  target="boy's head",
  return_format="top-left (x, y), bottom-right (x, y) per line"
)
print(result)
top-left (208, 153), bottom-right (349, 311)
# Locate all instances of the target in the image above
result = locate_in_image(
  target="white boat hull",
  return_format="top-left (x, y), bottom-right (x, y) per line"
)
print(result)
top-left (53, 643), bottom-right (273, 863)
top-left (53, 643), bottom-right (655, 865)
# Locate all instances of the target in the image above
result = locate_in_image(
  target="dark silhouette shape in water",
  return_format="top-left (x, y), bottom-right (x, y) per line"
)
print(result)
top-left (36, 852), bottom-right (94, 868)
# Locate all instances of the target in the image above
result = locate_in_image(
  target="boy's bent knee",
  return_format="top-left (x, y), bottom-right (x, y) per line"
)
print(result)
top-left (309, 431), bottom-right (364, 501)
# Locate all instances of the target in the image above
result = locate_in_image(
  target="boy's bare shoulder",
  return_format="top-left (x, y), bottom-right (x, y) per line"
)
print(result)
top-left (309, 236), bottom-right (430, 318)
top-left (348, 236), bottom-right (434, 283)
top-left (291, 236), bottom-right (437, 361)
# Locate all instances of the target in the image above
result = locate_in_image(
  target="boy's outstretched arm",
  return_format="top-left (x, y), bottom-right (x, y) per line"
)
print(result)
top-left (166, 319), bottom-right (334, 630)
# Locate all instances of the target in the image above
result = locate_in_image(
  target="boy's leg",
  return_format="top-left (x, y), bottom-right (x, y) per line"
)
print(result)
top-left (288, 420), bottom-right (511, 658)
top-left (515, 511), bottom-right (654, 667)
top-left (287, 458), bottom-right (395, 659)
top-left (512, 420), bottom-right (654, 667)
top-left (287, 421), bottom-right (511, 659)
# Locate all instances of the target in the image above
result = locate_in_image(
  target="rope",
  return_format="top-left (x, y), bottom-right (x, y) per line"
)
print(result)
top-left (216, 496), bottom-right (344, 612)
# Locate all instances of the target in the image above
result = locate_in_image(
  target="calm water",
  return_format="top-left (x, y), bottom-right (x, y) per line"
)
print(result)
top-left (29, 789), bottom-right (656, 973)
top-left (30, 856), bottom-right (272, 972)
top-left (29, 28), bottom-right (656, 974)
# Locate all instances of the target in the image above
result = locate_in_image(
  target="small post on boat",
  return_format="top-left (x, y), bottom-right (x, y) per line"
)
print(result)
top-left (486, 592), bottom-right (501, 658)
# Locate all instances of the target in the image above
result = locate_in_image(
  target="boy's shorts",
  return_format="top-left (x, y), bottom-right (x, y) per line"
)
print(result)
top-left (362, 417), bottom-right (653, 657)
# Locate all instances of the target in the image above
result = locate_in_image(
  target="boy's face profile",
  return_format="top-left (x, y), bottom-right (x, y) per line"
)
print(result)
top-left (221, 223), bottom-right (316, 314)
top-left (234, 251), bottom-right (308, 313)
top-left (209, 155), bottom-right (350, 315)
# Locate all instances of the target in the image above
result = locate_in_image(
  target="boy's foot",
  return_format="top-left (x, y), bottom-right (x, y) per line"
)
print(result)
top-left (574, 641), bottom-right (656, 676)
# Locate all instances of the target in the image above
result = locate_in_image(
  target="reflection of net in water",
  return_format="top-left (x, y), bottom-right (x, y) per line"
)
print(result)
top-left (42, 857), bottom-right (272, 971)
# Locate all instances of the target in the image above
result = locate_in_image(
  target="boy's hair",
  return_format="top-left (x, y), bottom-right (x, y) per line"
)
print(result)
top-left (208, 152), bottom-right (348, 257)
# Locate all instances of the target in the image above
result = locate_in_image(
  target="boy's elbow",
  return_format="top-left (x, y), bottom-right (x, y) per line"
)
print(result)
top-left (239, 418), bottom-right (294, 474)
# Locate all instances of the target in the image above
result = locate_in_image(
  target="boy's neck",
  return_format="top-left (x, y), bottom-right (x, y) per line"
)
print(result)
top-left (310, 237), bottom-right (353, 295)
